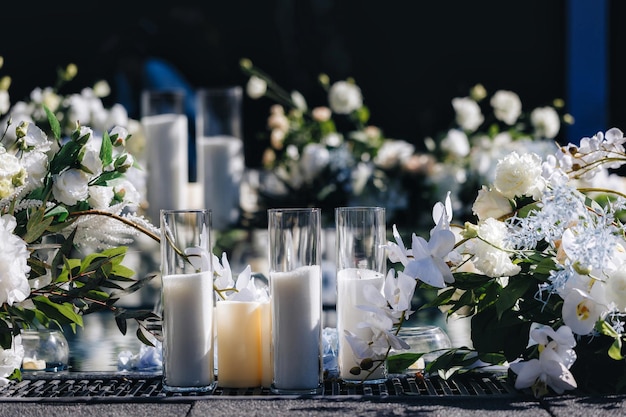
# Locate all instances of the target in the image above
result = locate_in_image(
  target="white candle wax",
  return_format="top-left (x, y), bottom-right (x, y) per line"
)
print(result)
top-left (197, 135), bottom-right (244, 230)
top-left (270, 265), bottom-right (322, 391)
top-left (216, 300), bottom-right (263, 388)
top-left (142, 114), bottom-right (188, 223)
top-left (162, 271), bottom-right (214, 388)
top-left (337, 268), bottom-right (385, 380)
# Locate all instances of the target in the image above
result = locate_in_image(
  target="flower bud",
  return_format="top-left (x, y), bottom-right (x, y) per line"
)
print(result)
top-left (462, 222), bottom-right (479, 239)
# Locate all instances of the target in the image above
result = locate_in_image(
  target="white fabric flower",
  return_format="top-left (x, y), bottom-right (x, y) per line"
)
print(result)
top-left (452, 97), bottom-right (484, 132)
top-left (53, 168), bottom-right (90, 206)
top-left (490, 90), bottom-right (522, 125)
top-left (494, 152), bottom-right (545, 199)
top-left (531, 106), bottom-right (560, 139)
top-left (0, 215), bottom-right (30, 306)
top-left (328, 81), bottom-right (362, 114)
top-left (246, 76), bottom-right (267, 99)
top-left (472, 186), bottom-right (512, 220)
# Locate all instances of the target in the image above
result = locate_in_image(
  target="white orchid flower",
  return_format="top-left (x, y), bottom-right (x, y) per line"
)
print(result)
top-left (403, 229), bottom-right (455, 288)
top-left (510, 342), bottom-right (577, 397)
top-left (383, 269), bottom-right (417, 319)
top-left (561, 288), bottom-right (605, 335)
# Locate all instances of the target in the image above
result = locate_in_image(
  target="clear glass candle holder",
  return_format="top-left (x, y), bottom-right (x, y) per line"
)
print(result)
top-left (21, 329), bottom-right (69, 372)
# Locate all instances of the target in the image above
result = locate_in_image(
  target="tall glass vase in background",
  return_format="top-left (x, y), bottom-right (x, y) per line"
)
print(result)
top-left (335, 206), bottom-right (387, 383)
top-left (160, 209), bottom-right (215, 392)
top-left (196, 87), bottom-right (245, 231)
top-left (141, 90), bottom-right (189, 224)
top-left (268, 208), bottom-right (323, 394)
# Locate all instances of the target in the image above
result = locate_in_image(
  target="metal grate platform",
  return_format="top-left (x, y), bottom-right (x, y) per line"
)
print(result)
top-left (0, 372), bottom-right (519, 402)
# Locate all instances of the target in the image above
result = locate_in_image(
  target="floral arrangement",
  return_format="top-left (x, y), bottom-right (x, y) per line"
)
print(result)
top-left (350, 127), bottom-right (626, 397)
top-left (240, 58), bottom-right (429, 225)
top-left (421, 83), bottom-right (575, 224)
top-left (0, 59), bottom-right (159, 384)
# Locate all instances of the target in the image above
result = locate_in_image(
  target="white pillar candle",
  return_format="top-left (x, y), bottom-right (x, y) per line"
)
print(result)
top-left (197, 135), bottom-right (244, 230)
top-left (337, 268), bottom-right (386, 380)
top-left (216, 300), bottom-right (263, 388)
top-left (270, 265), bottom-right (322, 391)
top-left (161, 271), bottom-right (214, 388)
top-left (141, 114), bottom-right (189, 223)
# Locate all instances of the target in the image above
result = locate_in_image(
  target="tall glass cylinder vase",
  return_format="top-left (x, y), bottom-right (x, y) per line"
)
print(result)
top-left (335, 206), bottom-right (387, 383)
top-left (268, 208), bottom-right (323, 394)
top-left (160, 209), bottom-right (215, 392)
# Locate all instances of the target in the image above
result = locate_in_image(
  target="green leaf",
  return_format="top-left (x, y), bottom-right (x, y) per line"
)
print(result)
top-left (32, 296), bottom-right (84, 327)
top-left (44, 105), bottom-right (61, 140)
top-left (100, 130), bottom-right (113, 166)
top-left (136, 327), bottom-right (155, 347)
top-left (115, 315), bottom-right (128, 336)
top-left (608, 338), bottom-right (623, 361)
top-left (386, 353), bottom-right (424, 374)
top-left (495, 276), bottom-right (534, 320)
top-left (23, 210), bottom-right (54, 243)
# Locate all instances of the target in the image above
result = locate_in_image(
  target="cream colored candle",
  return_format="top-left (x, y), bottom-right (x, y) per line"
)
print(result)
top-left (270, 265), bottom-right (322, 391)
top-left (161, 271), bottom-right (214, 388)
top-left (216, 300), bottom-right (263, 388)
top-left (337, 268), bottom-right (385, 380)
top-left (259, 301), bottom-right (273, 387)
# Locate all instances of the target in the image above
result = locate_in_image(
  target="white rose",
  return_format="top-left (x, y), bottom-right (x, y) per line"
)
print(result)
top-left (494, 152), bottom-right (545, 199)
top-left (531, 106), bottom-right (560, 139)
top-left (452, 97), bottom-right (484, 132)
top-left (53, 168), bottom-right (90, 205)
top-left (472, 186), bottom-right (512, 220)
top-left (490, 90), bottom-right (522, 125)
top-left (328, 81), bottom-right (362, 114)
top-left (0, 215), bottom-right (30, 306)
top-left (23, 123), bottom-right (51, 152)
top-left (246, 76), bottom-right (267, 99)
top-left (105, 105), bottom-right (130, 132)
top-left (21, 151), bottom-right (48, 189)
top-left (299, 143), bottom-right (330, 183)
top-left (88, 185), bottom-right (115, 209)
top-left (441, 129), bottom-right (470, 158)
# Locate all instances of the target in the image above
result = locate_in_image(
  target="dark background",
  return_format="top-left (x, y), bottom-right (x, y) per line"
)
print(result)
top-left (1, 0), bottom-right (622, 168)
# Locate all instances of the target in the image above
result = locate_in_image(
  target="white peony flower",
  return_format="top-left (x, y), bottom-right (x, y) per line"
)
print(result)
top-left (490, 90), bottom-right (522, 125)
top-left (246, 75), bottom-right (267, 99)
top-left (52, 168), bottom-right (90, 206)
top-left (328, 81), bottom-right (362, 114)
top-left (494, 152), bottom-right (545, 199)
top-left (472, 186), bottom-right (512, 220)
top-left (452, 97), bottom-right (484, 132)
top-left (0, 215), bottom-right (31, 306)
top-left (531, 106), bottom-right (560, 139)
